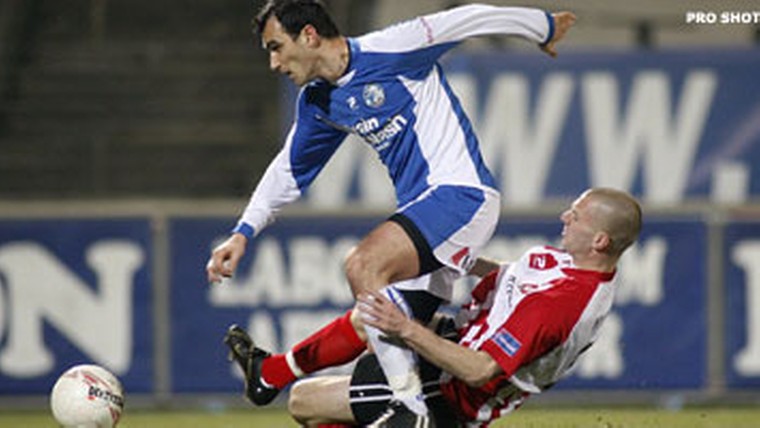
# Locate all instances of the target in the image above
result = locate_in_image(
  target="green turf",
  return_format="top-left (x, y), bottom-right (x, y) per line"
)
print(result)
top-left (3, 408), bottom-right (760, 427)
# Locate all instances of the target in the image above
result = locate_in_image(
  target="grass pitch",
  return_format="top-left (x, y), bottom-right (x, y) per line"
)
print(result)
top-left (3, 407), bottom-right (760, 427)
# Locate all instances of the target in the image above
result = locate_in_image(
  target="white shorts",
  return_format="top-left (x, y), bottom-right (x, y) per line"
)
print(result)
top-left (393, 185), bottom-right (500, 301)
top-left (399, 185), bottom-right (500, 275)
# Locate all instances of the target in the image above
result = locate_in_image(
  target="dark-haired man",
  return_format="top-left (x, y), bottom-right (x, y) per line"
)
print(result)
top-left (208, 1), bottom-right (575, 424)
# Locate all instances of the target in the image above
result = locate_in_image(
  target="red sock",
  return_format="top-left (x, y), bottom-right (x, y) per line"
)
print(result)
top-left (294, 309), bottom-right (366, 373)
top-left (261, 310), bottom-right (366, 388)
top-left (260, 354), bottom-right (294, 389)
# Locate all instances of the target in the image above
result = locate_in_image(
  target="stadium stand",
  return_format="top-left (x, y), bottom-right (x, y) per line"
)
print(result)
top-left (0, 0), bottom-right (279, 197)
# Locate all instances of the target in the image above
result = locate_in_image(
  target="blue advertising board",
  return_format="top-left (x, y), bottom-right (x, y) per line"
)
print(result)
top-left (170, 215), bottom-right (708, 392)
top-left (169, 216), bottom-right (379, 392)
top-left (0, 213), bottom-right (723, 394)
top-left (0, 219), bottom-right (153, 394)
top-left (725, 220), bottom-right (760, 388)
top-left (281, 49), bottom-right (760, 208)
top-left (443, 49), bottom-right (760, 204)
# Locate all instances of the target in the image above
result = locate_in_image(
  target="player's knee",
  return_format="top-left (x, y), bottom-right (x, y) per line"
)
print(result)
top-left (344, 245), bottom-right (400, 295)
top-left (287, 381), bottom-right (312, 424)
top-left (349, 307), bottom-right (368, 341)
top-left (344, 247), bottom-right (371, 292)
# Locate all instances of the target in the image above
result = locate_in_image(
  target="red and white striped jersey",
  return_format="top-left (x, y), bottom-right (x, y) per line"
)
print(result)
top-left (440, 246), bottom-right (617, 425)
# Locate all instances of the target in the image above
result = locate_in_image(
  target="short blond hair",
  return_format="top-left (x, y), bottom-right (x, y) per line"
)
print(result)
top-left (586, 188), bottom-right (642, 256)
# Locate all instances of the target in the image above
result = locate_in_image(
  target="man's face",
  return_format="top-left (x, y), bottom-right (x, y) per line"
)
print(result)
top-left (261, 17), bottom-right (316, 86)
top-left (560, 192), bottom-right (600, 256)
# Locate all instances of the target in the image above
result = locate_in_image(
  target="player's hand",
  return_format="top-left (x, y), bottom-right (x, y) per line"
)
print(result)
top-left (541, 11), bottom-right (577, 58)
top-left (206, 233), bottom-right (248, 284)
top-left (357, 292), bottom-right (410, 338)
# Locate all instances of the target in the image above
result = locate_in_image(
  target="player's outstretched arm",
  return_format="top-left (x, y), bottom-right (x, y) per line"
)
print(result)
top-left (541, 11), bottom-right (577, 58)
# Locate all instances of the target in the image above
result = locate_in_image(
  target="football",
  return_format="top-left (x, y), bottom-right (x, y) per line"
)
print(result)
top-left (50, 364), bottom-right (125, 428)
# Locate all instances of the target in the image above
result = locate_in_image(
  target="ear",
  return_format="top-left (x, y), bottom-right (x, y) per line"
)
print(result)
top-left (592, 231), bottom-right (610, 252)
top-left (300, 24), bottom-right (320, 47)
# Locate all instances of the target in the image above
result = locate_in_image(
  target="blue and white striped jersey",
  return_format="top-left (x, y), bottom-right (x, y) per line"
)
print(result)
top-left (235, 5), bottom-right (554, 238)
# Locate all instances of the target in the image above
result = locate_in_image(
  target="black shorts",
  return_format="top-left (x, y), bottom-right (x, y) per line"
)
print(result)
top-left (348, 354), bottom-right (461, 427)
top-left (388, 212), bottom-right (443, 275)
top-left (396, 289), bottom-right (442, 325)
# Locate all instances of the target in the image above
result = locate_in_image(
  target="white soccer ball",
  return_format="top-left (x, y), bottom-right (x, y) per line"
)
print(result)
top-left (50, 364), bottom-right (125, 428)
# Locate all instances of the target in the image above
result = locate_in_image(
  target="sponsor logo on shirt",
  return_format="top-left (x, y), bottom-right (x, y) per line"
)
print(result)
top-left (529, 253), bottom-right (558, 270)
top-left (493, 328), bottom-right (522, 357)
top-left (355, 114), bottom-right (409, 151)
top-left (355, 117), bottom-right (380, 134)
